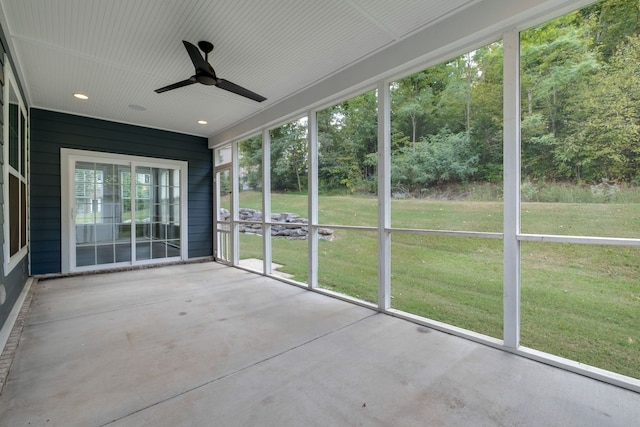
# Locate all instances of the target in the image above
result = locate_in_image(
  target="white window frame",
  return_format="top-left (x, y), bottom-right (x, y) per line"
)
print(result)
top-left (3, 57), bottom-right (29, 276)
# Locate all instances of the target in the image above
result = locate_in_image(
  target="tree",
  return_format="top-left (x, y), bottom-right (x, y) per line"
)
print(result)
top-left (270, 121), bottom-right (308, 192)
top-left (391, 129), bottom-right (478, 193)
top-left (520, 11), bottom-right (601, 181)
top-left (239, 135), bottom-right (263, 190)
top-left (567, 35), bottom-right (640, 182)
top-left (582, 0), bottom-right (640, 62)
top-left (393, 72), bottom-right (435, 150)
top-left (317, 90), bottom-right (378, 193)
top-left (468, 43), bottom-right (504, 182)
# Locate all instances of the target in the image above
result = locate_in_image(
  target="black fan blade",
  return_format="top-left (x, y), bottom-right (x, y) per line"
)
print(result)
top-left (155, 77), bottom-right (197, 93)
top-left (183, 40), bottom-right (210, 74)
top-left (216, 79), bottom-right (267, 102)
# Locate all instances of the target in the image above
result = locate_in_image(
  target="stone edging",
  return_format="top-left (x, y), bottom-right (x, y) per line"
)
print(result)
top-left (0, 278), bottom-right (38, 396)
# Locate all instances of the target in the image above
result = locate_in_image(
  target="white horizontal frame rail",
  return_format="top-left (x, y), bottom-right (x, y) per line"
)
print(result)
top-left (518, 234), bottom-right (640, 246)
top-left (390, 228), bottom-right (503, 239)
top-left (310, 224), bottom-right (377, 232)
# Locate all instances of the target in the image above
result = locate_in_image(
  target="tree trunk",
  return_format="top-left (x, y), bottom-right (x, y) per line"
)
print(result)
top-left (295, 166), bottom-right (302, 193)
top-left (466, 52), bottom-right (472, 133)
top-left (411, 114), bottom-right (417, 152)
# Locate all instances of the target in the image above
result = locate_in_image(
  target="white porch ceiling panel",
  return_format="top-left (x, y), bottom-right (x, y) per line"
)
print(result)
top-left (0, 0), bottom-right (475, 137)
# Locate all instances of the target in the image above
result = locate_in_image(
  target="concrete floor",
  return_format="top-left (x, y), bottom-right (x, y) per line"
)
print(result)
top-left (1, 262), bottom-right (639, 426)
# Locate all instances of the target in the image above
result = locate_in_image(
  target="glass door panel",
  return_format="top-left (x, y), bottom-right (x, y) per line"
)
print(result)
top-left (216, 167), bottom-right (232, 263)
top-left (75, 161), bottom-right (132, 268)
top-left (135, 166), bottom-right (181, 262)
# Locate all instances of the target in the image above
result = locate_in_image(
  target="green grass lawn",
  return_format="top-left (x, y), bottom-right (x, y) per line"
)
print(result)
top-left (232, 190), bottom-right (640, 379)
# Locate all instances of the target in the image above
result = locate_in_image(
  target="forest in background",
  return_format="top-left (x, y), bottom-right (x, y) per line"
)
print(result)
top-left (240, 0), bottom-right (640, 198)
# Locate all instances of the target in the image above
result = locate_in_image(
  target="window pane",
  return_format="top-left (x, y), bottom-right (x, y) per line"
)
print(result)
top-left (136, 241), bottom-right (151, 261)
top-left (317, 89), bottom-right (378, 227)
top-left (20, 110), bottom-right (26, 176)
top-left (136, 199), bottom-right (151, 221)
top-left (520, 2), bottom-right (640, 239)
top-left (239, 233), bottom-right (263, 272)
top-left (121, 171), bottom-right (131, 198)
top-left (8, 100), bottom-right (18, 170)
top-left (96, 244), bottom-right (115, 265)
top-left (390, 42), bottom-right (503, 232)
top-left (521, 241), bottom-right (640, 380)
top-left (270, 119), bottom-right (308, 282)
top-left (391, 234), bottom-right (503, 339)
top-left (76, 246), bottom-right (96, 267)
top-left (152, 222), bottom-right (166, 240)
top-left (152, 242), bottom-right (167, 259)
top-left (238, 134), bottom-right (264, 271)
top-left (116, 241), bottom-right (131, 263)
top-left (9, 175), bottom-right (20, 256)
top-left (21, 181), bottom-right (27, 249)
top-left (167, 240), bottom-right (181, 257)
top-left (239, 135), bottom-right (263, 211)
top-left (318, 229), bottom-right (377, 304)
top-left (215, 167), bottom-right (232, 263)
top-left (216, 169), bottom-right (231, 221)
top-left (215, 145), bottom-right (232, 166)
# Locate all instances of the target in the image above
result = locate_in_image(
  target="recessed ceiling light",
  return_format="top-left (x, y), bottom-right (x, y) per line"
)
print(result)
top-left (197, 120), bottom-right (208, 125)
top-left (73, 93), bottom-right (89, 100)
top-left (128, 104), bottom-right (147, 111)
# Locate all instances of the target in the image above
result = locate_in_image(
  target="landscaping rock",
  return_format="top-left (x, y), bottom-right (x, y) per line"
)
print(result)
top-left (220, 208), bottom-right (333, 241)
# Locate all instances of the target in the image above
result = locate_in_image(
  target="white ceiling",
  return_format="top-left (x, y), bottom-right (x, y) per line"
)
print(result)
top-left (0, 0), bottom-right (594, 142)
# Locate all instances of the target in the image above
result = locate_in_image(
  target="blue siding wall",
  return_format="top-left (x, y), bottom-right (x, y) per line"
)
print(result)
top-left (30, 109), bottom-right (213, 275)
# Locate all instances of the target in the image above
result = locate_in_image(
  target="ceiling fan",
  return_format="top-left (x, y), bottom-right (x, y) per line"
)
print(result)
top-left (154, 40), bottom-right (266, 102)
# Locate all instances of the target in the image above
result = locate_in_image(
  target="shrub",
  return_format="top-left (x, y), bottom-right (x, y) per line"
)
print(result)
top-left (391, 129), bottom-right (478, 194)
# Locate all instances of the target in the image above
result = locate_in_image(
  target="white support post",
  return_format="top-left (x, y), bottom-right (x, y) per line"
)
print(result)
top-left (231, 142), bottom-right (240, 266)
top-left (262, 129), bottom-right (273, 275)
top-left (307, 111), bottom-right (319, 289)
top-left (503, 30), bottom-right (521, 349)
top-left (212, 150), bottom-right (218, 260)
top-left (377, 81), bottom-right (391, 310)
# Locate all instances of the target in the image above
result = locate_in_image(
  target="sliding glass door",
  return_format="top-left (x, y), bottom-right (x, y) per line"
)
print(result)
top-left (62, 149), bottom-right (187, 273)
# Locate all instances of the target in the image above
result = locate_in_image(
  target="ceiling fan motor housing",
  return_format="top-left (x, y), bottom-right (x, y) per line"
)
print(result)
top-left (196, 72), bottom-right (218, 85)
